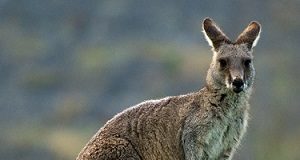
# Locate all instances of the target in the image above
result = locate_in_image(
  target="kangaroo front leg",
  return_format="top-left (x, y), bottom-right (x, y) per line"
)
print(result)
top-left (218, 147), bottom-right (233, 160)
top-left (182, 132), bottom-right (208, 160)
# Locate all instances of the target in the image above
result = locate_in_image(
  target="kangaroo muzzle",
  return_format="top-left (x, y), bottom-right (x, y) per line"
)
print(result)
top-left (232, 78), bottom-right (244, 93)
top-left (228, 68), bottom-right (245, 93)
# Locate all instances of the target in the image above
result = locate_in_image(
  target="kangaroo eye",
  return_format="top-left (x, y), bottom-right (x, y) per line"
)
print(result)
top-left (218, 59), bottom-right (227, 69)
top-left (244, 59), bottom-right (252, 68)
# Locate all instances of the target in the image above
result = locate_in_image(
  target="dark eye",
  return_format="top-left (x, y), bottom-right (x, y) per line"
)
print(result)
top-left (218, 59), bottom-right (227, 69)
top-left (244, 59), bottom-right (252, 68)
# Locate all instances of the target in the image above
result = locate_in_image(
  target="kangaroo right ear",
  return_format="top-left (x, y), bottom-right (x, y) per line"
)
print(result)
top-left (202, 18), bottom-right (230, 50)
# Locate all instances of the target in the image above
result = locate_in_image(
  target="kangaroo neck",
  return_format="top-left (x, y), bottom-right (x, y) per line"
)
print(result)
top-left (203, 84), bottom-right (251, 105)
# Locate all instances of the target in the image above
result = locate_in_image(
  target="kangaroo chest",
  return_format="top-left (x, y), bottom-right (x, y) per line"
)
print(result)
top-left (202, 101), bottom-right (248, 159)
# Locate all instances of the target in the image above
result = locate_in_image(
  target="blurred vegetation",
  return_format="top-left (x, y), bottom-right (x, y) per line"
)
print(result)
top-left (0, 1), bottom-right (299, 160)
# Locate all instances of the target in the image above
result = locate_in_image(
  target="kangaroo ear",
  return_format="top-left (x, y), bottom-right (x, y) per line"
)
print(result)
top-left (202, 18), bottom-right (230, 50)
top-left (236, 21), bottom-right (261, 49)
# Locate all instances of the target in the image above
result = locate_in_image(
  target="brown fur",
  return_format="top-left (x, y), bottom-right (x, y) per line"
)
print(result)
top-left (76, 18), bottom-right (261, 160)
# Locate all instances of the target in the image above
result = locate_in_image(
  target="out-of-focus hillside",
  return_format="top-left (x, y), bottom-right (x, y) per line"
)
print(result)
top-left (0, 1), bottom-right (299, 160)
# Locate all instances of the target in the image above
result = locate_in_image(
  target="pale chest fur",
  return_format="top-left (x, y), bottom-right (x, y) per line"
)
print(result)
top-left (182, 89), bottom-right (250, 160)
top-left (204, 109), bottom-right (248, 159)
top-left (201, 92), bottom-right (249, 159)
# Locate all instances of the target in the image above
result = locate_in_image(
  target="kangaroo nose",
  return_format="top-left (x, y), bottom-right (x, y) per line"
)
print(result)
top-left (232, 78), bottom-right (244, 93)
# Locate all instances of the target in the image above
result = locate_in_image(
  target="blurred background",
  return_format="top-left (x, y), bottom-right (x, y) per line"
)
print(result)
top-left (0, 0), bottom-right (299, 160)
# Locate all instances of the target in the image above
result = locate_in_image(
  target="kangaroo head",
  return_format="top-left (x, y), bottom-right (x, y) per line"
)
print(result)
top-left (203, 18), bottom-right (261, 93)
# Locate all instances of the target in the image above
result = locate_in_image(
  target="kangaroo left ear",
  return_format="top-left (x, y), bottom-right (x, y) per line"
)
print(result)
top-left (236, 21), bottom-right (261, 49)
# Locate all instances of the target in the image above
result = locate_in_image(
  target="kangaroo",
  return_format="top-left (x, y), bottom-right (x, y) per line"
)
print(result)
top-left (76, 18), bottom-right (261, 160)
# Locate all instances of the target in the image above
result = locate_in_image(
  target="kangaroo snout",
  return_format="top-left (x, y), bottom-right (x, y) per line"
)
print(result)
top-left (232, 78), bottom-right (244, 93)
top-left (228, 67), bottom-right (245, 93)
